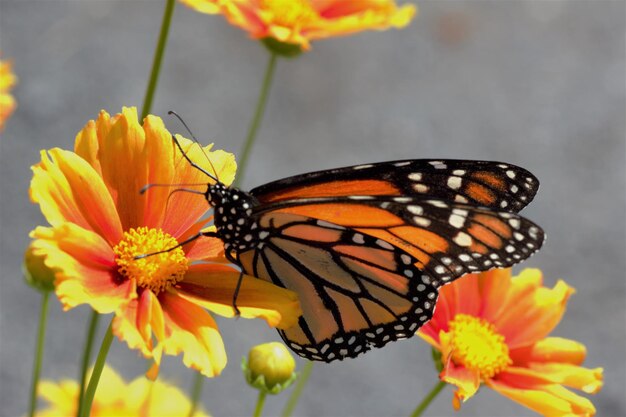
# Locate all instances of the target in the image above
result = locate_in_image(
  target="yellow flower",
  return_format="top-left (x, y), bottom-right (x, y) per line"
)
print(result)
top-left (29, 107), bottom-right (301, 377)
top-left (180, 0), bottom-right (416, 51)
top-left (244, 342), bottom-right (297, 394)
top-left (37, 365), bottom-right (209, 416)
top-left (0, 55), bottom-right (17, 131)
top-left (418, 268), bottom-right (603, 417)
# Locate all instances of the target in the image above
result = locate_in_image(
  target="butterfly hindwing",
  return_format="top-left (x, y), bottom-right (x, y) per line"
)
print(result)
top-left (237, 212), bottom-right (438, 362)
top-left (251, 159), bottom-right (539, 213)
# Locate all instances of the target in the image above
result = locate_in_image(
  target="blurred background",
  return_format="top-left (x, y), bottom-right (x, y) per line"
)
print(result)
top-left (1, 1), bottom-right (624, 416)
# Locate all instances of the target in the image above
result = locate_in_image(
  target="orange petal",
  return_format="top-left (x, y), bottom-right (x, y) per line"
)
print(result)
top-left (177, 263), bottom-right (302, 329)
top-left (30, 224), bottom-right (134, 313)
top-left (488, 378), bottom-right (597, 417)
top-left (178, 221), bottom-right (226, 261)
top-left (30, 148), bottom-right (123, 246)
top-left (159, 291), bottom-right (227, 377)
top-left (113, 297), bottom-right (153, 358)
top-left (495, 271), bottom-right (575, 348)
top-left (136, 289), bottom-right (166, 345)
top-left (526, 363), bottom-right (603, 394)
top-left (440, 356), bottom-right (481, 406)
top-left (416, 330), bottom-right (441, 350)
top-left (477, 268), bottom-right (512, 320)
top-left (510, 337), bottom-right (587, 366)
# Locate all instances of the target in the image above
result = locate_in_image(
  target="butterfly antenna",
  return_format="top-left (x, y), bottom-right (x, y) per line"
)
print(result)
top-left (139, 182), bottom-right (209, 194)
top-left (168, 110), bottom-right (221, 183)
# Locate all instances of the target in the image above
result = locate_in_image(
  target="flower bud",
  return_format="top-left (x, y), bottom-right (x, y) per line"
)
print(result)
top-left (242, 342), bottom-right (297, 394)
top-left (23, 245), bottom-right (55, 292)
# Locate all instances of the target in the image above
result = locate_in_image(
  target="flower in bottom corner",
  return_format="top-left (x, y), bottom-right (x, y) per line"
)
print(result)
top-left (37, 365), bottom-right (209, 417)
top-left (28, 107), bottom-right (301, 377)
top-left (179, 0), bottom-right (416, 53)
top-left (418, 268), bottom-right (603, 417)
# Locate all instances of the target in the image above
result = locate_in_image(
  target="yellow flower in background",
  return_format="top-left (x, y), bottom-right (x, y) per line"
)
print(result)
top-left (243, 342), bottom-right (297, 394)
top-left (0, 55), bottom-right (17, 131)
top-left (180, 0), bottom-right (416, 51)
top-left (418, 268), bottom-right (603, 417)
top-left (29, 107), bottom-right (302, 377)
top-left (37, 365), bottom-right (209, 416)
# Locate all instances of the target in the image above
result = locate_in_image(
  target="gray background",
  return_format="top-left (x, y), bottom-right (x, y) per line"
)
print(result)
top-left (1, 1), bottom-right (624, 416)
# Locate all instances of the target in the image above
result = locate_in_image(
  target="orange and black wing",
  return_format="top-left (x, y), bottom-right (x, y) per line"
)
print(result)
top-left (250, 159), bottom-right (539, 213)
top-left (236, 196), bottom-right (544, 362)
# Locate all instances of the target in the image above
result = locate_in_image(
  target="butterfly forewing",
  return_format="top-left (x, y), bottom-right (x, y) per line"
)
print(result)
top-left (251, 159), bottom-right (539, 213)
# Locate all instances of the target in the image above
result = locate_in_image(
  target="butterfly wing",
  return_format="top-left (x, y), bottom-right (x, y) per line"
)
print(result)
top-left (250, 159), bottom-right (539, 213)
top-left (237, 196), bottom-right (544, 361)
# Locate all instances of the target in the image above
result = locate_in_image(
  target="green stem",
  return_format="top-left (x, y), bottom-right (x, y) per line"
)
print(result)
top-left (141, 0), bottom-right (176, 120)
top-left (280, 360), bottom-right (314, 417)
top-left (253, 391), bottom-right (267, 417)
top-left (188, 371), bottom-right (204, 417)
top-left (234, 52), bottom-right (279, 187)
top-left (79, 319), bottom-right (114, 417)
top-left (409, 380), bottom-right (447, 417)
top-left (76, 311), bottom-right (100, 417)
top-left (28, 291), bottom-right (50, 417)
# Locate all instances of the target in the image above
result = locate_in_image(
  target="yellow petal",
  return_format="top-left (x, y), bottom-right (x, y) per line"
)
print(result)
top-left (527, 362), bottom-right (604, 394)
top-left (178, 263), bottom-right (302, 329)
top-left (30, 224), bottom-right (134, 313)
top-left (511, 337), bottom-right (587, 366)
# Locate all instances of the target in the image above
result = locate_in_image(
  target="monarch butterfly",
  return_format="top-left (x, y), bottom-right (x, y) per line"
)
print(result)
top-left (170, 136), bottom-right (545, 362)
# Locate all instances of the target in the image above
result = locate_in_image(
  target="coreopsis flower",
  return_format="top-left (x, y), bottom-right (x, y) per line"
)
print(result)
top-left (29, 107), bottom-right (301, 377)
top-left (418, 268), bottom-right (603, 417)
top-left (0, 55), bottom-right (17, 131)
top-left (37, 365), bottom-right (209, 416)
top-left (243, 342), bottom-right (297, 394)
top-left (180, 0), bottom-right (416, 53)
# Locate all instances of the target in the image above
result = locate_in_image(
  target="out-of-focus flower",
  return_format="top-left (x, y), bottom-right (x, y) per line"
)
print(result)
top-left (243, 342), bottom-right (297, 394)
top-left (24, 244), bottom-right (56, 293)
top-left (180, 0), bottom-right (416, 53)
top-left (29, 107), bottom-right (302, 377)
top-left (418, 268), bottom-right (603, 417)
top-left (36, 365), bottom-right (210, 416)
top-left (0, 55), bottom-right (17, 131)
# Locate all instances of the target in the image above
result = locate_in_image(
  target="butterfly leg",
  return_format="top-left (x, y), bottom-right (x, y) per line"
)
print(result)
top-left (231, 270), bottom-right (244, 318)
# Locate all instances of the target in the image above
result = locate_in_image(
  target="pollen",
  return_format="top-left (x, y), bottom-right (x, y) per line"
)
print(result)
top-left (114, 227), bottom-right (189, 294)
top-left (261, 0), bottom-right (319, 27)
top-left (447, 314), bottom-right (512, 379)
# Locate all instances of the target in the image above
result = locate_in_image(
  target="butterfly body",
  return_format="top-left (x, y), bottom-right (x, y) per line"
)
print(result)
top-left (202, 159), bottom-right (545, 362)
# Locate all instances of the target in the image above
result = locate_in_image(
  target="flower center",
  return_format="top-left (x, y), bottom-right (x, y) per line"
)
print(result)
top-left (113, 227), bottom-right (188, 294)
top-left (261, 0), bottom-right (319, 27)
top-left (447, 314), bottom-right (512, 379)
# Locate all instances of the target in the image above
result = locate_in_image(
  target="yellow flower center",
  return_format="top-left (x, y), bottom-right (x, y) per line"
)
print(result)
top-left (261, 0), bottom-right (319, 27)
top-left (447, 314), bottom-right (512, 379)
top-left (113, 227), bottom-right (188, 294)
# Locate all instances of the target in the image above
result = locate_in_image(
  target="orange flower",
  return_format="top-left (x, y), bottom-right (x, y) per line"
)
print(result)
top-left (418, 268), bottom-right (603, 417)
top-left (0, 54), bottom-right (17, 131)
top-left (180, 0), bottom-right (416, 51)
top-left (37, 365), bottom-right (210, 416)
top-left (29, 107), bottom-right (301, 377)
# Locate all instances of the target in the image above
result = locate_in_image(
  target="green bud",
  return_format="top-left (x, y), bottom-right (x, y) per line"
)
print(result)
top-left (242, 342), bottom-right (297, 394)
top-left (23, 245), bottom-right (55, 293)
top-left (431, 347), bottom-right (444, 373)
top-left (261, 38), bottom-right (303, 58)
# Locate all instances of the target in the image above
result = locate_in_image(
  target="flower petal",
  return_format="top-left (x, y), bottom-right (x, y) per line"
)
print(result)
top-left (510, 337), bottom-right (588, 366)
top-left (30, 224), bottom-right (133, 313)
top-left (159, 291), bottom-right (227, 377)
top-left (526, 363), bottom-right (603, 394)
top-left (177, 263), bottom-right (302, 329)
top-left (477, 268), bottom-right (512, 320)
top-left (113, 297), bottom-right (154, 358)
top-left (488, 378), bottom-right (597, 417)
top-left (30, 148), bottom-right (123, 245)
top-left (498, 278), bottom-right (575, 348)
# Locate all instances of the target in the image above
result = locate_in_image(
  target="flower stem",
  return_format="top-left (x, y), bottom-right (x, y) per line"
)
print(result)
top-left (280, 360), bottom-right (314, 417)
top-left (79, 319), bottom-right (114, 417)
top-left (234, 52), bottom-right (278, 187)
top-left (28, 290), bottom-right (50, 417)
top-left (76, 311), bottom-right (100, 417)
top-left (409, 380), bottom-right (447, 417)
top-left (253, 391), bottom-right (267, 417)
top-left (188, 371), bottom-right (204, 417)
top-left (141, 0), bottom-right (176, 120)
